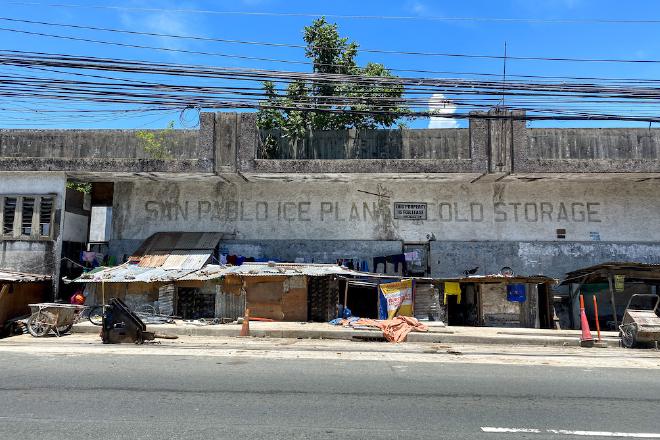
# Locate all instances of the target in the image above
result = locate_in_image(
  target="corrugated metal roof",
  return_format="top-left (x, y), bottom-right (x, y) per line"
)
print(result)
top-left (75, 262), bottom-right (360, 283)
top-left (179, 263), bottom-right (358, 281)
top-left (441, 274), bottom-right (557, 284)
top-left (223, 262), bottom-right (357, 278)
top-left (161, 250), bottom-right (211, 270)
top-left (0, 270), bottom-right (52, 283)
top-left (130, 232), bottom-right (224, 271)
top-left (73, 264), bottom-right (194, 283)
top-left (177, 264), bottom-right (227, 281)
top-left (562, 261), bottom-right (660, 285)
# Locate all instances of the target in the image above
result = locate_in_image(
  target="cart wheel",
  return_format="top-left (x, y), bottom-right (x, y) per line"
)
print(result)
top-left (87, 305), bottom-right (104, 326)
top-left (621, 323), bottom-right (638, 348)
top-left (27, 311), bottom-right (55, 337)
top-left (55, 324), bottom-right (74, 335)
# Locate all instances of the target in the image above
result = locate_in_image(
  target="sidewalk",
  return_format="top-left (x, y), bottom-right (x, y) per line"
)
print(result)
top-left (72, 320), bottom-right (621, 348)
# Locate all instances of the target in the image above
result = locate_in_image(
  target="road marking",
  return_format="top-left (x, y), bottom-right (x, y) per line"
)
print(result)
top-left (481, 427), bottom-right (660, 438)
top-left (482, 427), bottom-right (541, 433)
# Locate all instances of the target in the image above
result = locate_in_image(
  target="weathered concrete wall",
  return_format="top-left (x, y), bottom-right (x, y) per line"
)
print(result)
top-left (258, 128), bottom-right (470, 159)
top-left (4, 112), bottom-right (660, 175)
top-left (430, 241), bottom-right (660, 280)
top-left (62, 212), bottom-right (88, 243)
top-left (0, 129), bottom-right (213, 174)
top-left (109, 238), bottom-right (402, 266)
top-left (0, 129), bottom-right (203, 159)
top-left (0, 172), bottom-right (66, 285)
top-left (112, 180), bottom-right (660, 243)
top-left (528, 128), bottom-right (660, 160)
top-left (109, 179), bottom-right (660, 277)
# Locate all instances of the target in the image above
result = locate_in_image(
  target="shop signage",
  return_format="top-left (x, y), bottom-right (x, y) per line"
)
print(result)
top-left (394, 202), bottom-right (427, 220)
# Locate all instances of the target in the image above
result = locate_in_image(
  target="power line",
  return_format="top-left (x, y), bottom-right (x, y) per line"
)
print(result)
top-left (5, 51), bottom-right (660, 123)
top-left (7, 2), bottom-right (660, 25)
top-left (4, 22), bottom-right (660, 65)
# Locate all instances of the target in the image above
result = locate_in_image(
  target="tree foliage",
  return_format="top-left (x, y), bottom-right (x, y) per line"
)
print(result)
top-left (257, 18), bottom-right (408, 156)
top-left (136, 121), bottom-right (175, 160)
top-left (66, 181), bottom-right (92, 194)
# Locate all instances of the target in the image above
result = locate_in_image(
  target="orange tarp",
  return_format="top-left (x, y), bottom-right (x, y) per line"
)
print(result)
top-left (352, 316), bottom-right (429, 343)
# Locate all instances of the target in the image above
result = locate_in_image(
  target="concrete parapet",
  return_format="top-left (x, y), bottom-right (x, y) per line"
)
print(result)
top-left (3, 111), bottom-right (660, 176)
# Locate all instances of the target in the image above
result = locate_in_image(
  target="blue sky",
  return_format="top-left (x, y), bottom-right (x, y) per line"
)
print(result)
top-left (2, 0), bottom-right (660, 128)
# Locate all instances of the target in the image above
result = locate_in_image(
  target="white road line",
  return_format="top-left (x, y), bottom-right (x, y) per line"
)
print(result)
top-left (481, 427), bottom-right (660, 438)
top-left (482, 427), bottom-right (541, 433)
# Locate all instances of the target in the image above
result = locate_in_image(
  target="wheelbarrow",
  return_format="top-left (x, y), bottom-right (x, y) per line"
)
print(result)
top-left (619, 294), bottom-right (660, 348)
top-left (27, 303), bottom-right (86, 337)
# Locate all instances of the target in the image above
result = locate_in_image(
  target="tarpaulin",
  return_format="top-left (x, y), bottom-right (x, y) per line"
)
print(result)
top-left (354, 316), bottom-right (428, 343)
top-left (379, 279), bottom-right (414, 319)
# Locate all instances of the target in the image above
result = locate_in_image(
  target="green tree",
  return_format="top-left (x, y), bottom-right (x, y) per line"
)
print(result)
top-left (257, 18), bottom-right (408, 157)
top-left (136, 121), bottom-right (175, 160)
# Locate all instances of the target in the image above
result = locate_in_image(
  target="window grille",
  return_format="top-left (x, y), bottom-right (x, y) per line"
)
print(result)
top-left (0, 195), bottom-right (56, 241)
top-left (3, 197), bottom-right (17, 235)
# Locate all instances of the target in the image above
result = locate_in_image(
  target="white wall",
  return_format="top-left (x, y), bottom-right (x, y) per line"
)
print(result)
top-left (89, 206), bottom-right (112, 242)
top-left (0, 172), bottom-right (66, 283)
top-left (113, 179), bottom-right (660, 243)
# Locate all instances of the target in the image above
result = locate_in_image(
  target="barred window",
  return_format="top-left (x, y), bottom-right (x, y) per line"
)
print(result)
top-left (39, 197), bottom-right (53, 236)
top-left (21, 197), bottom-right (35, 236)
top-left (0, 195), bottom-right (56, 241)
top-left (3, 197), bottom-right (16, 235)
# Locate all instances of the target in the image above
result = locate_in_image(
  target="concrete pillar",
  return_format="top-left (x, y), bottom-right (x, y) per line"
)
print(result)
top-left (237, 113), bottom-right (258, 172)
top-left (213, 113), bottom-right (238, 173)
top-left (469, 109), bottom-right (526, 174)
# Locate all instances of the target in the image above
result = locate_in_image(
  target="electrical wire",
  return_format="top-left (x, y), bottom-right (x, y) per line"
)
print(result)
top-left (4, 51), bottom-right (660, 123)
top-left (7, 2), bottom-right (660, 25)
top-left (4, 24), bottom-right (660, 66)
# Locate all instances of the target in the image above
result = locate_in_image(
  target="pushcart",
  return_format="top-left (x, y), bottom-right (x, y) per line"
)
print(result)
top-left (27, 303), bottom-right (86, 337)
top-left (619, 294), bottom-right (660, 348)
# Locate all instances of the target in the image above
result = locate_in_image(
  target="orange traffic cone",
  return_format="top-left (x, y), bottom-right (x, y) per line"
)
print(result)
top-left (579, 295), bottom-right (594, 347)
top-left (240, 308), bottom-right (250, 337)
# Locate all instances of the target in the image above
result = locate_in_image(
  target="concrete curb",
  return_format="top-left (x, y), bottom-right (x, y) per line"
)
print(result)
top-left (72, 324), bottom-right (621, 348)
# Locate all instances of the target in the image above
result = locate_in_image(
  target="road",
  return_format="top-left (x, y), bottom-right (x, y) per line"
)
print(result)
top-left (1, 335), bottom-right (659, 439)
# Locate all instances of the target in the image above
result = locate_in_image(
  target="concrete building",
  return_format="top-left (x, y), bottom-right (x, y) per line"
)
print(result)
top-left (2, 110), bottom-right (660, 298)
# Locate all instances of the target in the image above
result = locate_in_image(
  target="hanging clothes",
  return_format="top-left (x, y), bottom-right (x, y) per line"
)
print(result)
top-left (507, 284), bottom-right (527, 302)
top-left (444, 282), bottom-right (462, 304)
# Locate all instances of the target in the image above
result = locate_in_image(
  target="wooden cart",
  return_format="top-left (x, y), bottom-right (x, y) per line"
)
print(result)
top-left (619, 294), bottom-right (660, 348)
top-left (27, 303), bottom-right (85, 337)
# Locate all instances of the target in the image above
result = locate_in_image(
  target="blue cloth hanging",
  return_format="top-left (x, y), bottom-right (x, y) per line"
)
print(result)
top-left (507, 284), bottom-right (526, 302)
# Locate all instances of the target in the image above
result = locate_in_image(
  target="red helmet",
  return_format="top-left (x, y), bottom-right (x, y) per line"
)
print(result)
top-left (70, 293), bottom-right (85, 305)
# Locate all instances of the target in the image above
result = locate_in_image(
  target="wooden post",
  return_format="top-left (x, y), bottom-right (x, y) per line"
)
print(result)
top-left (607, 273), bottom-right (618, 328)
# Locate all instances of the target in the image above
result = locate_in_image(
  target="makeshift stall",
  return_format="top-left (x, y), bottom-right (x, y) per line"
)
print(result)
top-left (436, 275), bottom-right (557, 328)
top-left (562, 262), bottom-right (660, 331)
top-left (0, 270), bottom-right (51, 336)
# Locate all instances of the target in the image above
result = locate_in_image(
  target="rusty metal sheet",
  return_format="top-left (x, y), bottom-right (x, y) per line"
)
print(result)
top-left (137, 250), bottom-right (169, 268)
top-left (160, 250), bottom-right (210, 270)
top-left (0, 270), bottom-right (52, 283)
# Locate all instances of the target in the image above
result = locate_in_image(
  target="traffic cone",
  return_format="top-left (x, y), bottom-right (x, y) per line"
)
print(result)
top-left (240, 308), bottom-right (250, 337)
top-left (579, 295), bottom-right (594, 347)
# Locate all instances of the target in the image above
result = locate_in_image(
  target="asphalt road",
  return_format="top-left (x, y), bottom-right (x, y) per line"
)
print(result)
top-left (1, 344), bottom-right (659, 439)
